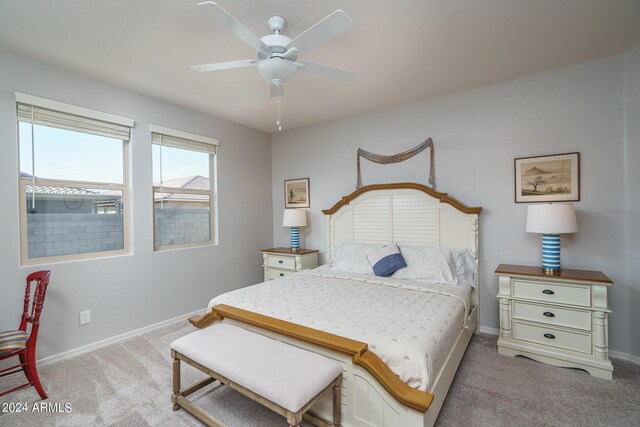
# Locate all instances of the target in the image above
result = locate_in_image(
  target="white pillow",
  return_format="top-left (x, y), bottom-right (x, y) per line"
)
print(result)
top-left (392, 244), bottom-right (458, 285)
top-left (330, 242), bottom-right (382, 274)
top-left (449, 247), bottom-right (478, 288)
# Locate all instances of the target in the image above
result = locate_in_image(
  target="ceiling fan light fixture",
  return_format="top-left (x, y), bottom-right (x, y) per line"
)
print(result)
top-left (257, 58), bottom-right (298, 84)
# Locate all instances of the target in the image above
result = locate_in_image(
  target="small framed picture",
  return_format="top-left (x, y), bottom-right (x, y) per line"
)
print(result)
top-left (284, 178), bottom-right (310, 208)
top-left (514, 152), bottom-right (579, 203)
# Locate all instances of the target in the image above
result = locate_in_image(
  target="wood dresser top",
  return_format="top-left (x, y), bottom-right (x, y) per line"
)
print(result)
top-left (261, 247), bottom-right (319, 255)
top-left (495, 264), bottom-right (613, 284)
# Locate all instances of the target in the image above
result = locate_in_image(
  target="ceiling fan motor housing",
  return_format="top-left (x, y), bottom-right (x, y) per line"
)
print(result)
top-left (260, 34), bottom-right (291, 54)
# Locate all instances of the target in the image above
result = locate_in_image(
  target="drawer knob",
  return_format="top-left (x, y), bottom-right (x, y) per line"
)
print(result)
top-left (278, 260), bottom-right (283, 264)
top-left (279, 273), bottom-right (284, 277)
top-left (543, 333), bottom-right (556, 339)
top-left (543, 312), bottom-right (555, 318)
top-left (542, 289), bottom-right (555, 295)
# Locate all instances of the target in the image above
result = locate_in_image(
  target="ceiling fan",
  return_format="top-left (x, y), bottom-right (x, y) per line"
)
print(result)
top-left (192, 1), bottom-right (356, 99)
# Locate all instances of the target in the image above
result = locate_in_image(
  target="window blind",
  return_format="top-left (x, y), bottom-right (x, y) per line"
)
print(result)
top-left (150, 125), bottom-right (218, 154)
top-left (17, 103), bottom-right (132, 141)
top-left (16, 93), bottom-right (134, 141)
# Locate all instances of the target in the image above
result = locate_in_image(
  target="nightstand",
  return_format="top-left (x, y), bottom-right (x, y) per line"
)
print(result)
top-left (261, 248), bottom-right (319, 281)
top-left (495, 264), bottom-right (614, 379)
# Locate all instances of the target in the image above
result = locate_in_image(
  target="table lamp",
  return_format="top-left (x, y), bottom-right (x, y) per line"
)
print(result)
top-left (283, 209), bottom-right (307, 252)
top-left (526, 203), bottom-right (578, 275)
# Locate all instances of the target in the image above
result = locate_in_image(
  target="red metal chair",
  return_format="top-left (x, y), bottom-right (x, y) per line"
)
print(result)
top-left (0, 270), bottom-right (51, 399)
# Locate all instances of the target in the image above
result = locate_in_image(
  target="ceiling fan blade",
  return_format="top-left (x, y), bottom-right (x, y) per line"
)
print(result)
top-left (270, 81), bottom-right (285, 98)
top-left (197, 1), bottom-right (268, 54)
top-left (191, 59), bottom-right (257, 72)
top-left (286, 10), bottom-right (353, 55)
top-left (282, 47), bottom-right (298, 60)
top-left (296, 60), bottom-right (356, 81)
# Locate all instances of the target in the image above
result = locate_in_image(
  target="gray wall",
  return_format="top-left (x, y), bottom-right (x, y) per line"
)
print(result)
top-left (3, 44), bottom-right (638, 362)
top-left (0, 49), bottom-right (273, 359)
top-left (622, 50), bottom-right (640, 358)
top-left (271, 49), bottom-right (640, 358)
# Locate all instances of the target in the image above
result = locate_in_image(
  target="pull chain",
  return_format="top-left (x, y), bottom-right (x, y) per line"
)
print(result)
top-left (276, 82), bottom-right (283, 131)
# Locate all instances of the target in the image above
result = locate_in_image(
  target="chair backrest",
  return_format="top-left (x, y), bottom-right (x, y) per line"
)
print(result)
top-left (19, 271), bottom-right (51, 334)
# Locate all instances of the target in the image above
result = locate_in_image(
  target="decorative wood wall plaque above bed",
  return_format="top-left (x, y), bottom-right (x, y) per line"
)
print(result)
top-left (356, 137), bottom-right (435, 189)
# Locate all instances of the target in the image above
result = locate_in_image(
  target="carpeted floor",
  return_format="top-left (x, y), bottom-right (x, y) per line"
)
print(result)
top-left (1, 320), bottom-right (638, 426)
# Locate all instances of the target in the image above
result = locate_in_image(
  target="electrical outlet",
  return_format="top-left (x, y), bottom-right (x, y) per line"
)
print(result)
top-left (80, 310), bottom-right (91, 325)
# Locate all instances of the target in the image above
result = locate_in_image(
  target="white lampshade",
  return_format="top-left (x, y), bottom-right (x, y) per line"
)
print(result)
top-left (526, 204), bottom-right (578, 234)
top-left (283, 209), bottom-right (307, 227)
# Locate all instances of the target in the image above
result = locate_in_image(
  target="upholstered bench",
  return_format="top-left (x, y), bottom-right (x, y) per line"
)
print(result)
top-left (170, 323), bottom-right (343, 427)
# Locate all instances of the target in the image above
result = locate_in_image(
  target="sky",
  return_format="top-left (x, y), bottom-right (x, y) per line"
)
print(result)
top-left (152, 144), bottom-right (209, 184)
top-left (19, 123), bottom-right (209, 184)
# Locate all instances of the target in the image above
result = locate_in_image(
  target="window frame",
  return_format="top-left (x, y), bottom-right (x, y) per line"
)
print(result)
top-left (151, 127), bottom-right (218, 252)
top-left (16, 94), bottom-right (133, 266)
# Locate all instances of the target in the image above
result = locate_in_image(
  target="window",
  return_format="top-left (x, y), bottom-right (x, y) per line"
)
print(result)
top-left (17, 93), bottom-right (134, 265)
top-left (151, 125), bottom-right (218, 250)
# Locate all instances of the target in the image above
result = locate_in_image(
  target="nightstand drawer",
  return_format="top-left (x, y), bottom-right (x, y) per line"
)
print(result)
top-left (262, 248), bottom-right (319, 282)
top-left (512, 321), bottom-right (592, 354)
top-left (268, 268), bottom-right (294, 280)
top-left (512, 301), bottom-right (591, 331)
top-left (513, 280), bottom-right (591, 307)
top-left (266, 255), bottom-right (296, 270)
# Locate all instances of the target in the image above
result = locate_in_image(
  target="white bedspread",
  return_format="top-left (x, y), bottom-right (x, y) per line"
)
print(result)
top-left (207, 269), bottom-right (471, 391)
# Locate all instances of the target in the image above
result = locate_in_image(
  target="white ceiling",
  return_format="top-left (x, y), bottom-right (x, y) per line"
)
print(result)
top-left (1, 0), bottom-right (639, 134)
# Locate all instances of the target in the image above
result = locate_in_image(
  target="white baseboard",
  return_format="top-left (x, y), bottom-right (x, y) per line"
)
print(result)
top-left (609, 350), bottom-right (640, 365)
top-left (479, 326), bottom-right (499, 336)
top-left (36, 314), bottom-right (640, 368)
top-left (37, 308), bottom-right (205, 367)
top-left (478, 325), bottom-right (639, 366)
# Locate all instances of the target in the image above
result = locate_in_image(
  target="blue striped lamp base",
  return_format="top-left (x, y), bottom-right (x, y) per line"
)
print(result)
top-left (290, 227), bottom-right (300, 250)
top-left (541, 233), bottom-right (561, 273)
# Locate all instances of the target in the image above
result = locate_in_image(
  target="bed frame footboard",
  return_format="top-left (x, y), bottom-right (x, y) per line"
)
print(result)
top-left (188, 303), bottom-right (477, 427)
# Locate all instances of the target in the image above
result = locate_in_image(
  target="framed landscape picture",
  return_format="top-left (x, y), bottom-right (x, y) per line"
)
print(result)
top-left (514, 152), bottom-right (579, 203)
top-left (284, 178), bottom-right (310, 208)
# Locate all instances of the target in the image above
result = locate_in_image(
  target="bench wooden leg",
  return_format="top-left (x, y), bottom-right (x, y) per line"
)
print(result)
top-left (287, 410), bottom-right (302, 426)
top-left (172, 350), bottom-right (181, 411)
top-left (333, 375), bottom-right (342, 427)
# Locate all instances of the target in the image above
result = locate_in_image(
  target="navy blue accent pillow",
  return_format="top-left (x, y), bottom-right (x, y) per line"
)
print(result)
top-left (367, 244), bottom-right (407, 277)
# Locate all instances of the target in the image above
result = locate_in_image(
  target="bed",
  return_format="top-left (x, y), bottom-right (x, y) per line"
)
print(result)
top-left (190, 182), bottom-right (481, 427)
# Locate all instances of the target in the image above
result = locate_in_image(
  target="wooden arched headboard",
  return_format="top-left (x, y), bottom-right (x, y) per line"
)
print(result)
top-left (323, 182), bottom-right (482, 306)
